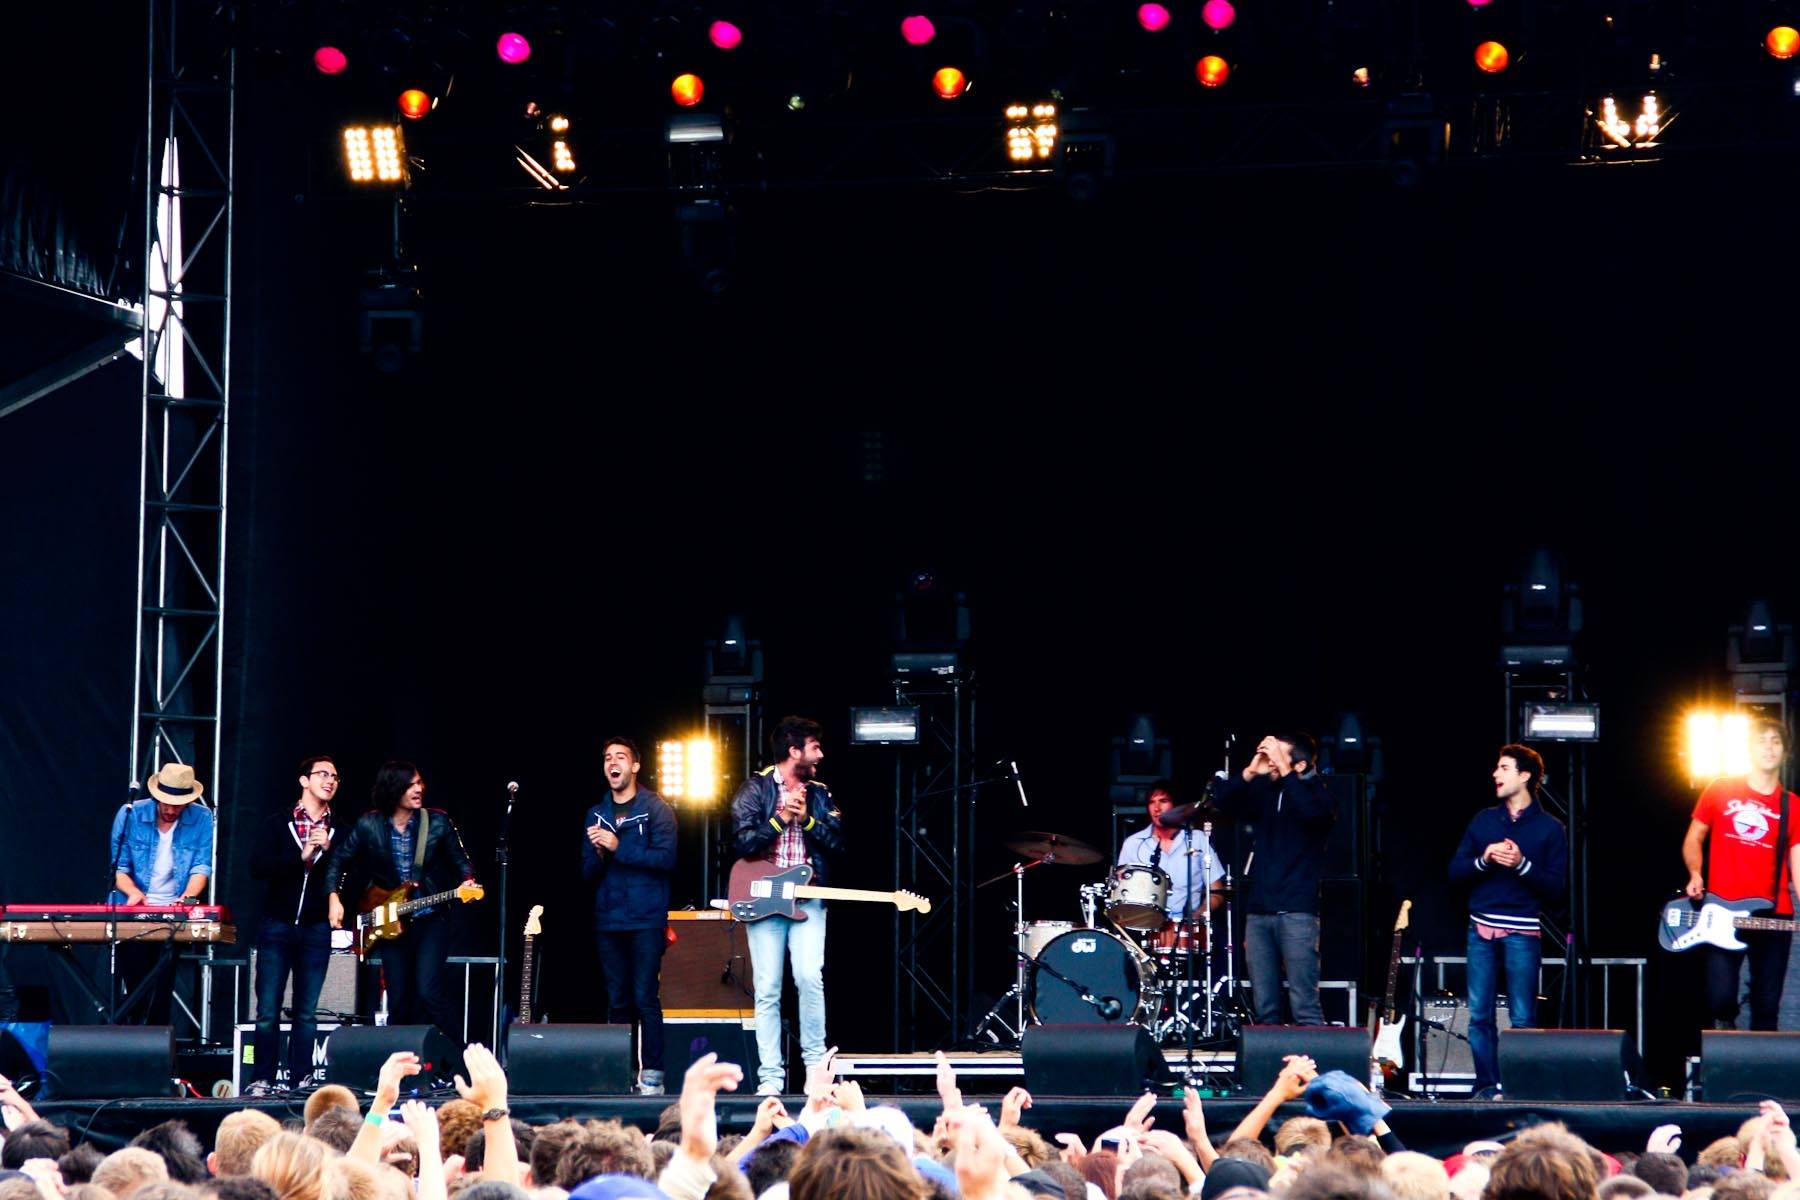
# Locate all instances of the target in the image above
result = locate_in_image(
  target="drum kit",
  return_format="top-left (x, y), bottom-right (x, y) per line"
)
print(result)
top-left (971, 807), bottom-right (1252, 1052)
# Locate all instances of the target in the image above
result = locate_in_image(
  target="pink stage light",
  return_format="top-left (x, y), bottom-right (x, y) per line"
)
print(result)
top-left (313, 45), bottom-right (349, 75)
top-left (709, 20), bottom-right (743, 50)
top-left (1137, 4), bottom-right (1172, 31)
top-left (901, 15), bottom-right (937, 46)
top-left (1201, 0), bottom-right (1237, 30)
top-left (495, 32), bottom-right (531, 64)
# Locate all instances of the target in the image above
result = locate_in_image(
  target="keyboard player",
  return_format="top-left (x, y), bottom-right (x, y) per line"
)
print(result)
top-left (108, 763), bottom-right (214, 1022)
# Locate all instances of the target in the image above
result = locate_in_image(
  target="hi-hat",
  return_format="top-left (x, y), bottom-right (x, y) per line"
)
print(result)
top-left (1003, 832), bottom-right (1102, 865)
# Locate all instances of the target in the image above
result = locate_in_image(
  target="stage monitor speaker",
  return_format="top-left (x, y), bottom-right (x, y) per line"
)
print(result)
top-left (1023, 1024), bottom-right (1170, 1096)
top-left (1702, 1031), bottom-right (1800, 1104)
top-left (1498, 1029), bottom-right (1639, 1101)
top-left (506, 1024), bottom-right (635, 1095)
top-left (47, 1025), bottom-right (175, 1099)
top-left (1238, 1025), bottom-right (1371, 1093)
top-left (325, 1025), bottom-right (458, 1090)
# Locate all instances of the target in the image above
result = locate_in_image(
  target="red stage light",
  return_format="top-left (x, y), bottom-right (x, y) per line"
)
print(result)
top-left (398, 89), bottom-right (432, 119)
top-left (709, 21), bottom-right (743, 50)
top-left (1474, 40), bottom-right (1510, 72)
top-left (672, 73), bottom-right (705, 106)
top-left (1195, 55), bottom-right (1230, 86)
top-left (932, 66), bottom-right (968, 99)
top-left (496, 32), bottom-right (531, 64)
top-left (901, 15), bottom-right (937, 46)
top-left (1201, 0), bottom-right (1237, 29)
top-left (1467, 0), bottom-right (1494, 8)
top-left (313, 46), bottom-right (348, 75)
top-left (1137, 4), bottom-right (1172, 31)
top-left (1768, 26), bottom-right (1800, 58)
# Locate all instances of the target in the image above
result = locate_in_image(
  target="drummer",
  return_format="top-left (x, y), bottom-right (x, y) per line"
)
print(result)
top-left (1117, 780), bottom-right (1226, 949)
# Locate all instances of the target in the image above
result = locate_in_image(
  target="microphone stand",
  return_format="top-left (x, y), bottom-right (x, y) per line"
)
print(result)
top-left (106, 785), bottom-right (139, 1022)
top-left (493, 783), bottom-right (516, 1060)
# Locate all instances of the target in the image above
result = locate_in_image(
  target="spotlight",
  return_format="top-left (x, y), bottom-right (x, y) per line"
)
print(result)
top-left (933, 66), bottom-right (969, 99)
top-left (850, 707), bottom-right (923, 746)
top-left (496, 32), bottom-right (531, 64)
top-left (1686, 710), bottom-right (1752, 782)
top-left (1521, 702), bottom-right (1601, 742)
top-left (1353, 66), bottom-right (1372, 86)
top-left (342, 124), bottom-right (406, 184)
top-left (398, 88), bottom-right (432, 119)
top-left (1770, 26), bottom-right (1800, 58)
top-left (709, 20), bottom-right (743, 50)
top-left (1004, 102), bottom-right (1058, 162)
top-left (1137, 3), bottom-right (1172, 32)
top-left (672, 73), bottom-right (705, 107)
top-left (1195, 55), bottom-right (1231, 87)
top-left (787, 93), bottom-right (807, 111)
top-left (658, 738), bottom-right (720, 802)
top-left (1201, 0), bottom-right (1237, 29)
top-left (552, 139), bottom-right (576, 173)
top-left (901, 15), bottom-right (937, 46)
top-left (1467, 0), bottom-right (1494, 7)
top-left (548, 114), bottom-right (570, 133)
top-left (1474, 41), bottom-right (1510, 73)
top-left (314, 46), bottom-right (349, 75)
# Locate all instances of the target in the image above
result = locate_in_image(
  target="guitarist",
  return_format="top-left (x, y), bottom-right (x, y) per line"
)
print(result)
top-left (1448, 744), bottom-right (1567, 1098)
top-left (327, 761), bottom-right (477, 1034)
top-left (581, 736), bottom-right (677, 1096)
top-left (728, 716), bottom-right (844, 1096)
top-left (1681, 718), bottom-right (1798, 1031)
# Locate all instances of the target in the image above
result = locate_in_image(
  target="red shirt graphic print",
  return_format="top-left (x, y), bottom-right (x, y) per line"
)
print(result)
top-left (1693, 777), bottom-right (1800, 915)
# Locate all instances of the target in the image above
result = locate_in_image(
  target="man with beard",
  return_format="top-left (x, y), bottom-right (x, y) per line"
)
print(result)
top-left (729, 716), bottom-right (845, 1095)
top-left (581, 736), bottom-right (677, 1094)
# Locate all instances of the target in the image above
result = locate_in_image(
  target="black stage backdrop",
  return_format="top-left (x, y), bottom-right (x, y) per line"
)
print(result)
top-left (5, 26), bottom-right (1800, 1087)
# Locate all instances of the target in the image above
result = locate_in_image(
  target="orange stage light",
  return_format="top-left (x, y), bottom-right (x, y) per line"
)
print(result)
top-left (1195, 55), bottom-right (1231, 87)
top-left (1474, 41), bottom-right (1510, 73)
top-left (672, 73), bottom-right (705, 107)
top-left (1768, 26), bottom-right (1800, 58)
top-left (398, 89), bottom-right (431, 119)
top-left (933, 67), bottom-right (968, 99)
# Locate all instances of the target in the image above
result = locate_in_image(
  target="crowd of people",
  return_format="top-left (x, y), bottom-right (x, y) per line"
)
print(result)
top-left (5, 1046), bottom-right (1800, 1200)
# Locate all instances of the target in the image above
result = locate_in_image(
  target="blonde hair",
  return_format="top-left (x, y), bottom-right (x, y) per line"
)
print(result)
top-left (214, 1110), bottom-right (283, 1178)
top-left (1382, 1151), bottom-right (1451, 1200)
top-left (92, 1148), bottom-right (171, 1199)
top-left (1276, 1118), bottom-right (1333, 1158)
top-left (251, 1133), bottom-right (329, 1200)
top-left (325, 1157), bottom-right (383, 1200)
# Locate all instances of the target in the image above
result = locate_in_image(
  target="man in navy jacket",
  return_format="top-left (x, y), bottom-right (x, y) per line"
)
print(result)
top-left (1448, 743), bottom-right (1568, 1097)
top-left (582, 736), bottom-right (678, 1095)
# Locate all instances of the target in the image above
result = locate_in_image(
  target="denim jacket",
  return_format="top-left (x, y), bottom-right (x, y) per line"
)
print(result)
top-left (108, 798), bottom-right (214, 903)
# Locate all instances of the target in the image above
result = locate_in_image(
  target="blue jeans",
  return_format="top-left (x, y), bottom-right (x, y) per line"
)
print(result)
top-left (253, 918), bottom-right (333, 1086)
top-left (1244, 912), bottom-right (1324, 1025)
top-left (595, 927), bottom-right (668, 1072)
top-left (745, 900), bottom-right (826, 1090)
top-left (1466, 922), bottom-right (1539, 1093)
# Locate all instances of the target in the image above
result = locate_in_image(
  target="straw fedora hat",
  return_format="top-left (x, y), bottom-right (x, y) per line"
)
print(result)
top-left (146, 762), bottom-right (206, 805)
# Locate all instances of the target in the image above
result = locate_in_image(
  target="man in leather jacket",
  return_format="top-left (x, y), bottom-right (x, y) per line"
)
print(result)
top-left (728, 716), bottom-right (845, 1095)
top-left (327, 760), bottom-right (476, 1034)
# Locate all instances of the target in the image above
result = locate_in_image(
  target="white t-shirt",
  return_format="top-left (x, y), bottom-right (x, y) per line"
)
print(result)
top-left (146, 827), bottom-right (178, 902)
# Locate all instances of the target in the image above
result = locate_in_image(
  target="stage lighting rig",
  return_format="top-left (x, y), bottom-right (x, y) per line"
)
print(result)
top-left (1005, 102), bottom-right (1058, 164)
top-left (1520, 702), bottom-right (1600, 742)
top-left (343, 124), bottom-right (408, 186)
top-left (1728, 600), bottom-right (1794, 723)
top-left (517, 111), bottom-right (578, 189)
top-left (358, 264), bottom-right (422, 373)
top-left (658, 737), bottom-right (720, 802)
top-left (851, 706), bottom-right (923, 745)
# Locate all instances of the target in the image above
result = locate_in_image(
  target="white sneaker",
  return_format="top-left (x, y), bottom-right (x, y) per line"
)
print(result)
top-left (755, 1082), bottom-right (783, 1096)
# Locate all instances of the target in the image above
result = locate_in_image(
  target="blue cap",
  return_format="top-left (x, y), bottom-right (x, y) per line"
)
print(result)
top-left (1303, 1070), bottom-right (1392, 1136)
top-left (747, 1124), bottom-right (811, 1162)
top-left (914, 1155), bottom-right (960, 1195)
top-left (569, 1176), bottom-right (668, 1200)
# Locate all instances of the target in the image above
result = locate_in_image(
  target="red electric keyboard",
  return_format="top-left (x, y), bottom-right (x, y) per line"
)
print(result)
top-left (1, 904), bottom-right (235, 943)
top-left (3, 904), bottom-right (233, 922)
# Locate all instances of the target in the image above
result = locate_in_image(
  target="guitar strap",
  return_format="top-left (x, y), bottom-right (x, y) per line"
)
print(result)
top-left (1775, 789), bottom-right (1789, 910)
top-left (414, 808), bottom-right (430, 879)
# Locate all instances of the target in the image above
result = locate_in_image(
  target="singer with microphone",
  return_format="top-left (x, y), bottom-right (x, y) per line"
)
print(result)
top-left (581, 736), bottom-right (677, 1096)
top-left (244, 754), bottom-right (341, 1095)
top-left (1116, 780), bottom-right (1225, 950)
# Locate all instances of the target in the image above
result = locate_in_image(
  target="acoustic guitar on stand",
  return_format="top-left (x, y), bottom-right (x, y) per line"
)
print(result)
top-left (728, 860), bottom-right (931, 923)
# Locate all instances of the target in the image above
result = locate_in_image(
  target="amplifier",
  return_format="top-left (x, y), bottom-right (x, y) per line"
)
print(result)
top-left (1413, 994), bottom-right (1509, 1088)
top-left (663, 912), bottom-right (753, 1012)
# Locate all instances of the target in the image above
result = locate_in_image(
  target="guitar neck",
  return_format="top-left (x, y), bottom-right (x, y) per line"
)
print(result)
top-left (519, 935), bottom-right (535, 1023)
top-left (794, 885), bottom-right (906, 905)
top-left (398, 888), bottom-right (461, 915)
top-left (1737, 916), bottom-right (1800, 932)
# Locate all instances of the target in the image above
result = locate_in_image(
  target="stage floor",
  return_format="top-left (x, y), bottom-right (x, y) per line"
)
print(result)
top-left (35, 1092), bottom-right (1771, 1159)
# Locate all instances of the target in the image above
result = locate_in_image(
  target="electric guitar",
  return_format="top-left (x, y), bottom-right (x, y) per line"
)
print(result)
top-left (1658, 892), bottom-right (1800, 952)
top-left (727, 860), bottom-right (931, 923)
top-left (517, 905), bottom-right (544, 1024)
top-left (1369, 899), bottom-right (1412, 1081)
top-left (354, 880), bottom-right (486, 958)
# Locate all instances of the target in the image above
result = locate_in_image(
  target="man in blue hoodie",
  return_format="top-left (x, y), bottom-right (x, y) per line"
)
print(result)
top-left (582, 736), bottom-right (678, 1095)
top-left (1448, 743), bottom-right (1568, 1097)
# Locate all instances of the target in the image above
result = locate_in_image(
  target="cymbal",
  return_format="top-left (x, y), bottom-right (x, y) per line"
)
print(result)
top-left (1158, 802), bottom-right (1233, 829)
top-left (1004, 831), bottom-right (1103, 866)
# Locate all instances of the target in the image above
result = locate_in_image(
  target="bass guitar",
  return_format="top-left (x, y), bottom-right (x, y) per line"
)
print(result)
top-left (355, 880), bottom-right (486, 958)
top-left (728, 860), bottom-right (930, 923)
top-left (517, 905), bottom-right (544, 1024)
top-left (1369, 899), bottom-right (1411, 1083)
top-left (1657, 892), bottom-right (1800, 953)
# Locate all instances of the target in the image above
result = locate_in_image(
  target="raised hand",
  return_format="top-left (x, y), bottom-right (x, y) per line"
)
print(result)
top-left (1182, 1087), bottom-right (1208, 1145)
top-left (399, 1100), bottom-right (441, 1153)
top-left (678, 1052), bottom-right (743, 1161)
top-left (1053, 1133), bottom-right (1087, 1163)
top-left (999, 1087), bottom-right (1034, 1129)
top-left (935, 1050), bottom-right (964, 1112)
top-left (955, 1106), bottom-right (1010, 1200)
top-left (453, 1043), bottom-right (508, 1112)
top-left (376, 1051), bottom-right (423, 1109)
top-left (1123, 1091), bottom-right (1158, 1136)
top-left (751, 1095), bottom-right (790, 1137)
top-left (805, 1047), bottom-right (841, 1108)
top-left (1275, 1055), bottom-right (1317, 1100)
top-left (834, 1079), bottom-right (867, 1113)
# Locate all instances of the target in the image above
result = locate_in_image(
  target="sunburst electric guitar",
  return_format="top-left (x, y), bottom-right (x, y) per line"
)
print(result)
top-left (727, 860), bottom-right (931, 922)
top-left (354, 880), bottom-right (486, 958)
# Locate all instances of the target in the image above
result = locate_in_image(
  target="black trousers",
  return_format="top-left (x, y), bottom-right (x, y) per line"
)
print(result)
top-left (1702, 928), bottom-right (1793, 1031)
top-left (379, 914), bottom-right (460, 1036)
top-left (595, 927), bottom-right (667, 1072)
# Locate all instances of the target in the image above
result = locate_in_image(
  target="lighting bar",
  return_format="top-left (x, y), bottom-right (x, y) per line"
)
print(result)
top-left (850, 706), bottom-right (923, 745)
top-left (1686, 710), bottom-right (1752, 781)
top-left (343, 124), bottom-right (406, 185)
top-left (1005, 102), bottom-right (1058, 164)
top-left (1520, 702), bottom-right (1600, 742)
top-left (658, 737), bottom-right (720, 801)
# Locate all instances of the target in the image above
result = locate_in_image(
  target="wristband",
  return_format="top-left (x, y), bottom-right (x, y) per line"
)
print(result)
top-left (365, 1113), bottom-right (386, 1127)
top-left (481, 1108), bottom-right (511, 1122)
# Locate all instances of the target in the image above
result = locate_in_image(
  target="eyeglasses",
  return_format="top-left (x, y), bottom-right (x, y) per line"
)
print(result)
top-left (310, 771), bottom-right (342, 782)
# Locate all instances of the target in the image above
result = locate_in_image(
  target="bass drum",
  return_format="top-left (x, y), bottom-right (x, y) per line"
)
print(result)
top-left (1027, 929), bottom-right (1160, 1026)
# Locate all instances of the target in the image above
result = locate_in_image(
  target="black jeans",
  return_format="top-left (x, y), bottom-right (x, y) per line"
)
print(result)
top-left (1703, 929), bottom-right (1793, 1030)
top-left (253, 918), bottom-right (333, 1086)
top-left (379, 914), bottom-right (459, 1035)
top-left (595, 927), bottom-right (667, 1072)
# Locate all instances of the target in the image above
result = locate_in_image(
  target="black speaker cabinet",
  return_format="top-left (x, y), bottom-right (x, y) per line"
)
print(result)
top-left (1022, 1024), bottom-right (1170, 1096)
top-left (325, 1024), bottom-right (459, 1089)
top-left (1238, 1025), bottom-right (1371, 1093)
top-left (47, 1025), bottom-right (175, 1099)
top-left (506, 1024), bottom-right (636, 1095)
top-left (1498, 1029), bottom-right (1639, 1100)
top-left (1702, 1031), bottom-right (1800, 1104)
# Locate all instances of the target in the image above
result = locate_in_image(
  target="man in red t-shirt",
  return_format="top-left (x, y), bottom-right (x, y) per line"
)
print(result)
top-left (1681, 718), bottom-right (1799, 1030)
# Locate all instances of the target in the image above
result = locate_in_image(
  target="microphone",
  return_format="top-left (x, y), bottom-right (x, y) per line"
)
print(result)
top-left (1096, 996), bottom-right (1124, 1020)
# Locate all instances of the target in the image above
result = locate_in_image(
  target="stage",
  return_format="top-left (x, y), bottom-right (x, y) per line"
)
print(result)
top-left (32, 1092), bottom-right (1771, 1159)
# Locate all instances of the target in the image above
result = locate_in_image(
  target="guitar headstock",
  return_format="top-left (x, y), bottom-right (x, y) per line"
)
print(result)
top-left (895, 891), bottom-right (932, 915)
top-left (1394, 899), bottom-right (1411, 932)
top-left (524, 904), bottom-right (544, 938)
top-left (458, 881), bottom-right (488, 904)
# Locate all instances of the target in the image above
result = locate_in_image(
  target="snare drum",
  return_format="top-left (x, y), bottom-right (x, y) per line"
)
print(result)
top-left (1020, 920), bottom-right (1074, 960)
top-left (1106, 864), bottom-right (1170, 930)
